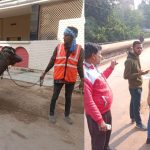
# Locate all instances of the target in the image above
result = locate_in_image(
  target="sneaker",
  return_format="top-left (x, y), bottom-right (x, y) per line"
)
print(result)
top-left (136, 124), bottom-right (147, 131)
top-left (48, 115), bottom-right (56, 124)
top-left (131, 119), bottom-right (135, 124)
top-left (64, 116), bottom-right (73, 125)
top-left (146, 138), bottom-right (150, 144)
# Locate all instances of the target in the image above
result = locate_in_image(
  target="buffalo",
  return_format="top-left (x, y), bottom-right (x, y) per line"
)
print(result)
top-left (0, 46), bottom-right (22, 75)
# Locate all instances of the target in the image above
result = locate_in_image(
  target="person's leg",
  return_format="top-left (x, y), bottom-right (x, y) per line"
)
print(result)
top-left (130, 88), bottom-right (146, 130)
top-left (103, 111), bottom-right (112, 150)
top-left (86, 115), bottom-right (106, 150)
top-left (64, 83), bottom-right (75, 117)
top-left (49, 83), bottom-right (64, 116)
top-left (147, 112), bottom-right (150, 143)
top-left (129, 89), bottom-right (135, 122)
top-left (129, 88), bottom-right (142, 125)
top-left (133, 88), bottom-right (142, 125)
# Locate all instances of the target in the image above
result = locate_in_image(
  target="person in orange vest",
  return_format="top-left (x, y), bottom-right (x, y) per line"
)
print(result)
top-left (40, 26), bottom-right (84, 124)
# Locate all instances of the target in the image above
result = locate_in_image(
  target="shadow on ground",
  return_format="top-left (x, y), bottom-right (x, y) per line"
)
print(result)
top-left (110, 124), bottom-right (137, 148)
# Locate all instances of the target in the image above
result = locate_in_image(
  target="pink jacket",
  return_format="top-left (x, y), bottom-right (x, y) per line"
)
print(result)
top-left (84, 62), bottom-right (114, 124)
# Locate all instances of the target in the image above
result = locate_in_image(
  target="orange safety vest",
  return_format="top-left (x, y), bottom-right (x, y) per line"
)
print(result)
top-left (54, 44), bottom-right (81, 82)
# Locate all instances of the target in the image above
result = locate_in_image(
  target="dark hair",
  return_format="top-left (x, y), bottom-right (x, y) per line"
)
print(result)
top-left (133, 41), bottom-right (142, 48)
top-left (84, 42), bottom-right (102, 59)
top-left (67, 26), bottom-right (78, 37)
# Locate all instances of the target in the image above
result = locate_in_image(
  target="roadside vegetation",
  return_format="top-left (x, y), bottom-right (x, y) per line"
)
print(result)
top-left (85, 0), bottom-right (150, 43)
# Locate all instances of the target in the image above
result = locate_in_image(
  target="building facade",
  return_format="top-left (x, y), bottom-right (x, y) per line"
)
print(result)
top-left (0, 0), bottom-right (84, 70)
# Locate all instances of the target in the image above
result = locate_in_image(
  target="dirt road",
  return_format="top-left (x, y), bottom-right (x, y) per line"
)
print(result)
top-left (0, 79), bottom-right (83, 150)
top-left (85, 47), bottom-right (150, 150)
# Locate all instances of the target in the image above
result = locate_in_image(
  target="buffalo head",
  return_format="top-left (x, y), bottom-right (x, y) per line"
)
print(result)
top-left (1, 46), bottom-right (22, 65)
top-left (0, 46), bottom-right (22, 75)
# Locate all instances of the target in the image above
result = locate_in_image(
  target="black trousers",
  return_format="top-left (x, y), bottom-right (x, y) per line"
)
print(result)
top-left (49, 82), bottom-right (75, 117)
top-left (86, 111), bottom-right (112, 150)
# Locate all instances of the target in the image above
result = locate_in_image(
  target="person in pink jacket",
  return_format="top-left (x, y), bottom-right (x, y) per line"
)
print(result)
top-left (146, 80), bottom-right (150, 144)
top-left (84, 42), bottom-right (117, 150)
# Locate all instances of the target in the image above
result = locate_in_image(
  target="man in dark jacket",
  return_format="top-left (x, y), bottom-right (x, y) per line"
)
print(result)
top-left (124, 41), bottom-right (149, 130)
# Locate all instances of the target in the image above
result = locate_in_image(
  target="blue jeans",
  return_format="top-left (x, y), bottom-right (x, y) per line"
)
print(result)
top-left (148, 110), bottom-right (150, 138)
top-left (129, 88), bottom-right (142, 125)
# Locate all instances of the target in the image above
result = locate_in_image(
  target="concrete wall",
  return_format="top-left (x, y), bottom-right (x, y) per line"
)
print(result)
top-left (1, 38), bottom-right (150, 71)
top-left (0, 0), bottom-right (83, 41)
top-left (101, 38), bottom-right (150, 59)
top-left (0, 40), bottom-right (59, 70)
top-left (0, 19), bottom-right (2, 40)
top-left (39, 0), bottom-right (83, 40)
top-left (2, 15), bottom-right (30, 41)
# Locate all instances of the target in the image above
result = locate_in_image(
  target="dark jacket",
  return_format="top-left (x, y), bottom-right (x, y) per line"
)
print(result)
top-left (124, 52), bottom-right (142, 88)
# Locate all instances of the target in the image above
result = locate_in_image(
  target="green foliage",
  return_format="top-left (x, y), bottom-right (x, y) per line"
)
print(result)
top-left (139, 1), bottom-right (150, 28)
top-left (123, 10), bottom-right (142, 27)
top-left (85, 0), bottom-right (144, 43)
top-left (85, 17), bottom-right (98, 42)
top-left (85, 0), bottom-right (112, 26)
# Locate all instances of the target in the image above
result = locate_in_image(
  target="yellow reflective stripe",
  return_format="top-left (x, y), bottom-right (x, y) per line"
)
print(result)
top-left (67, 64), bottom-right (77, 68)
top-left (56, 56), bottom-right (66, 59)
top-left (56, 56), bottom-right (78, 62)
top-left (56, 44), bottom-right (80, 62)
top-left (68, 57), bottom-right (78, 62)
top-left (54, 64), bottom-right (77, 68)
top-left (57, 44), bottom-right (62, 56)
top-left (54, 64), bottom-right (65, 66)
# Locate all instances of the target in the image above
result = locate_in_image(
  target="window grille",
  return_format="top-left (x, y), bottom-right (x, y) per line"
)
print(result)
top-left (39, 0), bottom-right (83, 40)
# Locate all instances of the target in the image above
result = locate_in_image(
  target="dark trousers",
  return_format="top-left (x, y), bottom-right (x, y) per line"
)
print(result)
top-left (129, 88), bottom-right (142, 125)
top-left (147, 111), bottom-right (150, 138)
top-left (86, 111), bottom-right (112, 150)
top-left (49, 82), bottom-right (75, 117)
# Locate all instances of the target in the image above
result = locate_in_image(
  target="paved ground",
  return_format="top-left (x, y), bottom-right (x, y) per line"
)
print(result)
top-left (2, 68), bottom-right (53, 87)
top-left (1, 47), bottom-right (150, 150)
top-left (0, 70), bottom-right (83, 150)
top-left (85, 47), bottom-right (150, 150)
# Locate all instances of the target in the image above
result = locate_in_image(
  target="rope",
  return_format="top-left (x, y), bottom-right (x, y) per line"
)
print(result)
top-left (6, 68), bottom-right (84, 91)
top-left (6, 69), bottom-right (42, 88)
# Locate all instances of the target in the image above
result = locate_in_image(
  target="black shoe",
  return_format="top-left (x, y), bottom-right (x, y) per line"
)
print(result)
top-left (146, 138), bottom-right (150, 144)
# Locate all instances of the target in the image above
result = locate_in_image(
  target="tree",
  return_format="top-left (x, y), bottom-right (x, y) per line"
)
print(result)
top-left (139, 1), bottom-right (150, 28)
top-left (85, 17), bottom-right (99, 42)
top-left (85, 0), bottom-right (143, 43)
top-left (85, 0), bottom-right (115, 26)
